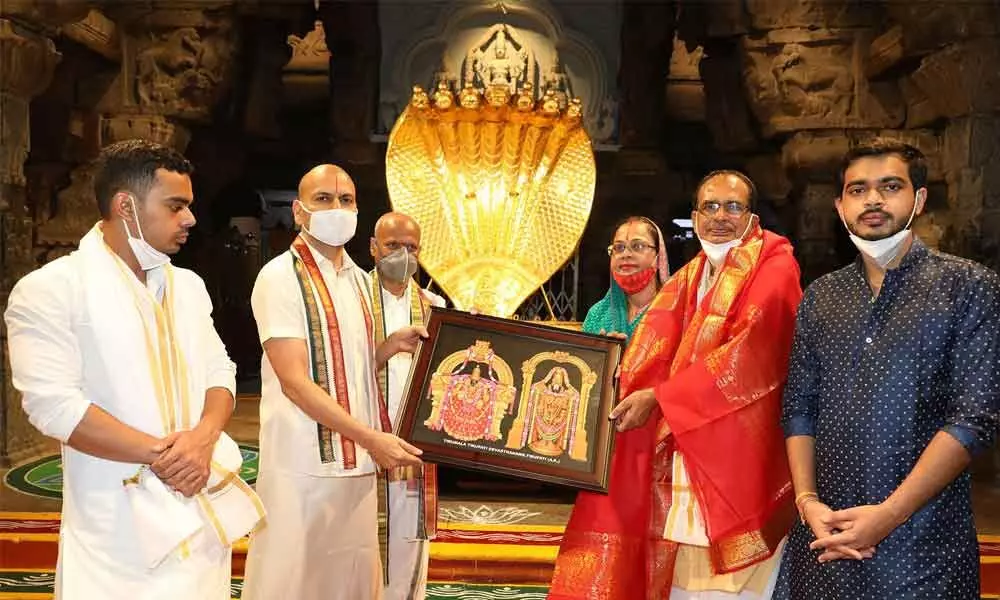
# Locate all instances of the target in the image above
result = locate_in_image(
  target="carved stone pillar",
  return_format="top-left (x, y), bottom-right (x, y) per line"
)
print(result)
top-left (0, 17), bottom-right (60, 464)
top-left (794, 183), bottom-right (839, 283)
top-left (93, 0), bottom-right (237, 169)
top-left (113, 3), bottom-right (238, 123)
top-left (618, 2), bottom-right (674, 148)
top-left (942, 116), bottom-right (1000, 268)
top-left (321, 1), bottom-right (381, 163)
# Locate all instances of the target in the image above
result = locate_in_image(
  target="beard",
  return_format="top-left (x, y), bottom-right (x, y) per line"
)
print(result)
top-left (847, 209), bottom-right (909, 241)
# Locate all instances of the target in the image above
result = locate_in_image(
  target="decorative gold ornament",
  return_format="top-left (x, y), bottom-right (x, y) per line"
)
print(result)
top-left (385, 82), bottom-right (597, 317)
top-left (411, 85), bottom-right (430, 109)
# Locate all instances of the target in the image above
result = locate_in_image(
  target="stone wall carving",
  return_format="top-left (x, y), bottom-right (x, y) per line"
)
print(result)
top-left (884, 3), bottom-right (1000, 58)
top-left (742, 30), bottom-right (903, 136)
top-left (0, 13), bottom-right (64, 465)
top-left (0, 19), bottom-right (60, 189)
top-left (795, 182), bottom-right (840, 282)
top-left (665, 33), bottom-right (704, 122)
top-left (133, 15), bottom-right (237, 121)
top-left (745, 0), bottom-right (873, 31)
top-left (100, 113), bottom-right (191, 151)
top-left (286, 20), bottom-right (330, 73)
top-left (0, 0), bottom-right (95, 31)
top-left (909, 39), bottom-right (1000, 120)
top-left (282, 20), bottom-right (330, 108)
top-left (36, 162), bottom-right (100, 246)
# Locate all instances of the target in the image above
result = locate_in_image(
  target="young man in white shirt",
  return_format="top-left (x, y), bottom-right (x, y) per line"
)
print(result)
top-left (5, 139), bottom-right (260, 599)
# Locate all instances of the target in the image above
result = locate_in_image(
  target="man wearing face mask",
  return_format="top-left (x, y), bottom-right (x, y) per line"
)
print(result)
top-left (775, 140), bottom-right (1000, 599)
top-left (369, 211), bottom-right (445, 600)
top-left (243, 164), bottom-right (426, 600)
top-left (549, 171), bottom-right (802, 600)
top-left (4, 140), bottom-right (263, 599)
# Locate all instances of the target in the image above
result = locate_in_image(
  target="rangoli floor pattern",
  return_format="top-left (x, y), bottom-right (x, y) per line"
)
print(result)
top-left (1, 446), bottom-right (997, 598)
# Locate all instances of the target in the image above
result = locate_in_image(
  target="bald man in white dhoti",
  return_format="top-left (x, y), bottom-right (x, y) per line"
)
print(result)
top-left (369, 211), bottom-right (446, 600)
top-left (243, 164), bottom-right (425, 600)
top-left (4, 140), bottom-right (264, 600)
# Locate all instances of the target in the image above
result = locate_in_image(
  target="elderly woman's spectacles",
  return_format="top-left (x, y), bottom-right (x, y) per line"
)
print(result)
top-left (607, 240), bottom-right (656, 256)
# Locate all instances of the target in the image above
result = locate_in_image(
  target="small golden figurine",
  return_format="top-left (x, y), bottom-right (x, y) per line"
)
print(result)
top-left (485, 84), bottom-right (511, 108)
top-left (410, 85), bottom-right (430, 109)
top-left (459, 84), bottom-right (481, 110)
top-left (433, 80), bottom-right (455, 110)
top-left (539, 89), bottom-right (560, 115)
top-left (515, 83), bottom-right (534, 111)
top-left (566, 97), bottom-right (583, 119)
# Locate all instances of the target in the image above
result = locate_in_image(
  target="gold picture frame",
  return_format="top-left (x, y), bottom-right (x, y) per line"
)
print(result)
top-left (397, 308), bottom-right (622, 493)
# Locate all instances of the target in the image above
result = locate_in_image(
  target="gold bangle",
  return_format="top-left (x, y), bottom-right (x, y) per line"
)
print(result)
top-left (794, 491), bottom-right (819, 508)
top-left (795, 492), bottom-right (820, 524)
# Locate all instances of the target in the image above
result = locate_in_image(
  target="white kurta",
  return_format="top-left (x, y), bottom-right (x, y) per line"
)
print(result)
top-left (4, 225), bottom-right (238, 600)
top-left (243, 244), bottom-right (382, 600)
top-left (379, 284), bottom-right (443, 600)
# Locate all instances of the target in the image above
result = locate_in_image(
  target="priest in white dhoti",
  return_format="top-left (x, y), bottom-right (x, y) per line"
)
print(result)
top-left (4, 139), bottom-right (264, 600)
top-left (369, 212), bottom-right (446, 600)
top-left (243, 165), bottom-right (426, 600)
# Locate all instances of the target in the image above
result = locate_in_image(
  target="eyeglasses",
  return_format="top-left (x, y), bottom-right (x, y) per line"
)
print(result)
top-left (607, 240), bottom-right (657, 256)
top-left (697, 201), bottom-right (750, 216)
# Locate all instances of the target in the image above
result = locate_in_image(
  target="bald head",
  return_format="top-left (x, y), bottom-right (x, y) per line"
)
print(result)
top-left (294, 164), bottom-right (357, 232)
top-left (297, 164), bottom-right (356, 208)
top-left (374, 212), bottom-right (420, 239)
top-left (370, 211), bottom-right (422, 263)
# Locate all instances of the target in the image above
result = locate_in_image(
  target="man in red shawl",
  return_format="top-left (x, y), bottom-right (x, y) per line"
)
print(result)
top-left (548, 171), bottom-right (802, 599)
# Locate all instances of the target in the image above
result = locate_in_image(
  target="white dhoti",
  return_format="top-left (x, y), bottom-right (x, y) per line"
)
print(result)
top-left (667, 453), bottom-right (784, 599)
top-left (243, 470), bottom-right (382, 600)
top-left (56, 525), bottom-right (231, 600)
top-left (385, 479), bottom-right (429, 600)
top-left (669, 539), bottom-right (784, 600)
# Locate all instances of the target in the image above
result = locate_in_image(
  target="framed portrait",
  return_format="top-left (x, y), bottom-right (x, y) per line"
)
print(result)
top-left (396, 307), bottom-right (623, 493)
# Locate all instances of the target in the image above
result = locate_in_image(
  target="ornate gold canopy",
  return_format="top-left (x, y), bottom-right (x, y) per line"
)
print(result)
top-left (385, 82), bottom-right (597, 318)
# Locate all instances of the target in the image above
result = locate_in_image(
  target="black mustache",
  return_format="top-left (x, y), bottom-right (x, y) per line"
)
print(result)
top-left (859, 209), bottom-right (891, 220)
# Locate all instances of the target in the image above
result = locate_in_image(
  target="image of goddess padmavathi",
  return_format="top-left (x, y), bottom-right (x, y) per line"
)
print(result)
top-left (424, 340), bottom-right (516, 442)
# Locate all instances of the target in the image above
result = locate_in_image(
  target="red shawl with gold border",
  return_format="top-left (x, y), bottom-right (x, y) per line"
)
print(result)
top-left (548, 224), bottom-right (801, 600)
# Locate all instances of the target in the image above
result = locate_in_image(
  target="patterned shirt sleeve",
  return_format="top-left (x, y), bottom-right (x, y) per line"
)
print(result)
top-left (942, 266), bottom-right (1000, 455)
top-left (782, 284), bottom-right (820, 438)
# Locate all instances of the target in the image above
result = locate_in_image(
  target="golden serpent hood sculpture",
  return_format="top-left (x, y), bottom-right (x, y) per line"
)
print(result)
top-left (385, 81), bottom-right (597, 318)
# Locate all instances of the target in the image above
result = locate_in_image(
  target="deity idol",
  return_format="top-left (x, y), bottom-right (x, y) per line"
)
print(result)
top-left (424, 341), bottom-right (515, 441)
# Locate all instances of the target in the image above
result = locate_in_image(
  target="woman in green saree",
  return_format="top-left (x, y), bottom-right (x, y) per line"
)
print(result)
top-left (582, 216), bottom-right (669, 341)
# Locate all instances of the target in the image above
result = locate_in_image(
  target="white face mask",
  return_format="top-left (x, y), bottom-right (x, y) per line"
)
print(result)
top-left (123, 195), bottom-right (170, 271)
top-left (299, 204), bottom-right (357, 247)
top-left (696, 214), bottom-right (755, 269)
top-left (839, 200), bottom-right (918, 269)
